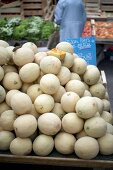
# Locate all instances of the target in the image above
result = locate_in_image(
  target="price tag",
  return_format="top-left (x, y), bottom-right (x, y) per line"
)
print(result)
top-left (66, 36), bottom-right (96, 65)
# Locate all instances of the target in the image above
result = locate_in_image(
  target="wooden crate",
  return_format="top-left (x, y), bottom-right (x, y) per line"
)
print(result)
top-left (101, 0), bottom-right (113, 12)
top-left (0, 0), bottom-right (22, 17)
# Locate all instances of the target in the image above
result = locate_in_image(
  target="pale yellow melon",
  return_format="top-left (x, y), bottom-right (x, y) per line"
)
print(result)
top-left (61, 92), bottom-right (80, 112)
top-left (33, 134), bottom-right (54, 156)
top-left (90, 83), bottom-right (106, 99)
top-left (21, 83), bottom-right (33, 93)
top-left (2, 65), bottom-right (18, 74)
top-left (62, 112), bottom-right (84, 134)
top-left (102, 99), bottom-right (110, 112)
top-left (76, 96), bottom-right (98, 119)
top-left (10, 137), bottom-right (32, 155)
top-left (22, 42), bottom-right (38, 54)
top-left (0, 46), bottom-right (10, 65)
top-left (14, 114), bottom-right (37, 138)
top-left (56, 42), bottom-right (74, 54)
top-left (57, 66), bottom-right (71, 86)
top-left (65, 80), bottom-right (85, 97)
top-left (83, 66), bottom-right (100, 85)
top-left (0, 102), bottom-right (11, 115)
top-left (40, 56), bottom-right (61, 74)
top-left (6, 89), bottom-right (20, 107)
top-left (0, 131), bottom-right (15, 150)
top-left (0, 66), bottom-right (4, 81)
top-left (27, 84), bottom-right (43, 103)
top-left (94, 97), bottom-right (104, 114)
top-left (34, 94), bottom-right (54, 114)
top-left (52, 85), bottom-right (66, 103)
top-left (0, 85), bottom-right (6, 103)
top-left (13, 47), bottom-right (34, 66)
top-left (70, 72), bottom-right (81, 81)
top-left (51, 103), bottom-right (66, 119)
top-left (40, 74), bottom-right (60, 95)
top-left (19, 63), bottom-right (40, 83)
top-left (71, 58), bottom-right (87, 75)
top-left (106, 123), bottom-right (113, 135)
top-left (3, 72), bottom-right (22, 90)
top-left (62, 52), bottom-right (74, 68)
top-left (55, 132), bottom-right (76, 154)
top-left (38, 113), bottom-right (61, 135)
top-left (98, 133), bottom-right (113, 155)
top-left (83, 90), bottom-right (92, 97)
top-left (76, 129), bottom-right (88, 139)
top-left (0, 110), bottom-right (17, 131)
top-left (0, 40), bottom-right (9, 47)
top-left (84, 117), bottom-right (107, 138)
top-left (34, 52), bottom-right (47, 65)
top-left (101, 111), bottom-right (113, 124)
top-left (74, 136), bottom-right (99, 159)
top-left (11, 92), bottom-right (32, 115)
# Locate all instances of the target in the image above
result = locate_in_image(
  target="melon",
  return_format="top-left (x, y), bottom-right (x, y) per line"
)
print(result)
top-left (90, 83), bottom-right (106, 99)
top-left (19, 63), bottom-right (40, 83)
top-left (51, 103), bottom-right (66, 119)
top-left (61, 92), bottom-right (80, 113)
top-left (33, 134), bottom-right (54, 156)
top-left (71, 58), bottom-right (87, 75)
top-left (52, 85), bottom-right (66, 103)
top-left (98, 133), bottom-right (113, 155)
top-left (0, 40), bottom-right (9, 47)
top-left (3, 72), bottom-right (22, 90)
top-left (13, 114), bottom-right (37, 138)
top-left (0, 46), bottom-right (10, 65)
top-left (76, 96), bottom-right (98, 119)
top-left (0, 85), bottom-right (6, 103)
top-left (6, 89), bottom-right (20, 107)
top-left (0, 110), bottom-right (17, 131)
top-left (55, 132), bottom-right (76, 154)
top-left (70, 72), bottom-right (81, 81)
top-left (34, 52), bottom-right (47, 65)
top-left (2, 65), bottom-right (18, 74)
top-left (40, 74), bottom-right (60, 95)
top-left (101, 111), bottom-right (113, 124)
top-left (34, 94), bottom-right (54, 114)
top-left (56, 42), bottom-right (74, 54)
top-left (27, 84), bottom-right (43, 103)
top-left (62, 112), bottom-right (84, 134)
top-left (83, 66), bottom-right (100, 85)
top-left (65, 80), bottom-right (85, 97)
top-left (102, 99), bottom-right (110, 112)
top-left (0, 131), bottom-right (15, 150)
top-left (22, 42), bottom-right (38, 54)
top-left (13, 47), bottom-right (34, 66)
top-left (74, 136), bottom-right (99, 159)
top-left (10, 137), bottom-right (32, 155)
top-left (84, 117), bottom-right (107, 138)
top-left (40, 56), bottom-right (61, 74)
top-left (62, 52), bottom-right (74, 68)
top-left (57, 66), bottom-right (71, 86)
top-left (0, 66), bottom-right (4, 81)
top-left (0, 102), bottom-right (11, 115)
top-left (11, 92), bottom-right (32, 115)
top-left (38, 112), bottom-right (61, 135)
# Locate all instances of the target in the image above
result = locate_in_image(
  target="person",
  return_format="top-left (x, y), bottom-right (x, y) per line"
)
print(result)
top-left (54, 0), bottom-right (87, 42)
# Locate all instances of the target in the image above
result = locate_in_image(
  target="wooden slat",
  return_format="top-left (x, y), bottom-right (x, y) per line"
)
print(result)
top-left (22, 0), bottom-right (42, 2)
top-left (1, 1), bottom-right (20, 8)
top-left (101, 5), bottom-right (113, 11)
top-left (0, 14), bottom-right (21, 17)
top-left (23, 3), bottom-right (42, 9)
top-left (24, 10), bottom-right (43, 16)
top-left (0, 7), bottom-right (21, 13)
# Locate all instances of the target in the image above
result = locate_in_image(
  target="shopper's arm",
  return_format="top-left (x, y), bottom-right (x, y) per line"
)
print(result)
top-left (54, 0), bottom-right (65, 25)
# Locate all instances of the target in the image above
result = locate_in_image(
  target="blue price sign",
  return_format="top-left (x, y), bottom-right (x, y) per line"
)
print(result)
top-left (66, 36), bottom-right (96, 65)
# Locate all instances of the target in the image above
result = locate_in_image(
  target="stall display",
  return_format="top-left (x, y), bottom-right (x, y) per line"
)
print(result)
top-left (0, 40), bottom-right (113, 168)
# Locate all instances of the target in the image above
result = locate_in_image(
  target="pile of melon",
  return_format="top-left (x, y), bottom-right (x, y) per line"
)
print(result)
top-left (0, 39), bottom-right (113, 160)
